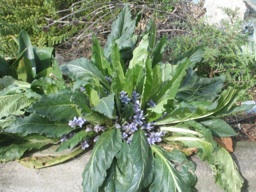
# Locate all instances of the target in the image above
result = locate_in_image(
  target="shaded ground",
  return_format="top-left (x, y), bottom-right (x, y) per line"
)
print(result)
top-left (227, 88), bottom-right (256, 143)
top-left (226, 113), bottom-right (256, 142)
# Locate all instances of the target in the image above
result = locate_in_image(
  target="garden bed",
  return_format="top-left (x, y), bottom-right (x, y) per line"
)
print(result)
top-left (1, 3), bottom-right (255, 192)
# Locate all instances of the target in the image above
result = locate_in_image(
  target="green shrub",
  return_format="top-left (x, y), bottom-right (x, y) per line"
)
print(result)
top-left (0, 0), bottom-right (81, 58)
top-left (167, 18), bottom-right (256, 98)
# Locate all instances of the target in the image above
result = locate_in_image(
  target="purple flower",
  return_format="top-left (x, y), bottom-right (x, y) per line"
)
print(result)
top-left (115, 123), bottom-right (121, 129)
top-left (129, 122), bottom-right (138, 133)
top-left (147, 131), bottom-right (165, 145)
top-left (68, 119), bottom-right (77, 128)
top-left (147, 99), bottom-right (156, 108)
top-left (122, 122), bottom-right (138, 134)
top-left (85, 125), bottom-right (93, 132)
top-left (133, 100), bottom-right (141, 113)
top-left (119, 91), bottom-right (131, 105)
top-left (133, 110), bottom-right (145, 125)
top-left (76, 117), bottom-right (86, 127)
top-left (94, 124), bottom-right (105, 133)
top-left (81, 140), bottom-right (90, 149)
top-left (122, 122), bottom-right (129, 131)
top-left (132, 91), bottom-right (140, 102)
top-left (60, 136), bottom-right (68, 143)
top-left (142, 122), bottom-right (154, 130)
top-left (93, 136), bottom-right (99, 142)
top-left (122, 132), bottom-right (129, 139)
top-left (127, 135), bottom-right (133, 144)
top-left (68, 117), bottom-right (86, 128)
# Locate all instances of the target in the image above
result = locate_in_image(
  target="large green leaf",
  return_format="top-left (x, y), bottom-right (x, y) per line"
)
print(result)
top-left (147, 19), bottom-right (167, 67)
top-left (61, 58), bottom-right (109, 89)
top-left (141, 65), bottom-right (163, 110)
top-left (110, 43), bottom-right (125, 93)
top-left (155, 87), bottom-right (243, 125)
top-left (8, 49), bottom-right (27, 80)
top-left (0, 93), bottom-right (33, 118)
top-left (0, 134), bottom-right (56, 162)
top-left (2, 31), bottom-right (53, 81)
top-left (103, 130), bottom-right (153, 192)
top-left (156, 59), bottom-right (191, 102)
top-left (200, 119), bottom-right (237, 137)
top-left (164, 121), bottom-right (216, 161)
top-left (0, 76), bottom-right (16, 90)
top-left (27, 90), bottom-right (83, 121)
top-left (57, 130), bottom-right (96, 152)
top-left (0, 116), bottom-right (16, 130)
top-left (129, 34), bottom-right (149, 69)
top-left (111, 43), bottom-right (125, 80)
top-left (124, 65), bottom-right (145, 95)
top-left (150, 146), bottom-right (196, 192)
top-left (212, 88), bottom-right (246, 116)
top-left (177, 68), bottom-right (225, 101)
top-left (154, 101), bottom-right (209, 124)
top-left (92, 36), bottom-right (112, 76)
top-left (5, 114), bottom-right (72, 138)
top-left (31, 77), bottom-right (63, 94)
top-left (151, 37), bottom-right (166, 67)
top-left (18, 30), bottom-right (36, 68)
top-left (150, 59), bottom-right (192, 115)
top-left (128, 129), bottom-right (153, 191)
top-left (208, 88), bottom-right (239, 112)
top-left (211, 146), bottom-right (244, 192)
top-left (13, 58), bottom-right (34, 82)
top-left (19, 147), bottom-right (84, 169)
top-left (0, 76), bottom-right (31, 96)
top-left (88, 88), bottom-right (100, 107)
top-left (104, 6), bottom-right (137, 60)
top-left (17, 30), bottom-right (35, 82)
top-left (82, 129), bottom-right (122, 192)
top-left (93, 94), bottom-right (115, 119)
top-left (166, 136), bottom-right (214, 161)
top-left (34, 47), bottom-right (54, 75)
top-left (141, 60), bottom-right (154, 107)
top-left (102, 142), bottom-right (134, 192)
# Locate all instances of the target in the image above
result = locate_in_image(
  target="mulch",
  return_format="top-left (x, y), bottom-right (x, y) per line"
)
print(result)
top-left (225, 114), bottom-right (256, 142)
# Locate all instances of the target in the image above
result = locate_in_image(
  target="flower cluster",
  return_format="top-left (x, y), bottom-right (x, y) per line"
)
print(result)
top-left (119, 91), bottom-right (164, 145)
top-left (62, 117), bottom-right (106, 150)
top-left (119, 91), bottom-right (131, 105)
top-left (61, 91), bottom-right (164, 149)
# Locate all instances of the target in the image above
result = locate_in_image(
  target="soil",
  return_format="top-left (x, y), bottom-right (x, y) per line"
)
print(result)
top-left (225, 114), bottom-right (256, 142)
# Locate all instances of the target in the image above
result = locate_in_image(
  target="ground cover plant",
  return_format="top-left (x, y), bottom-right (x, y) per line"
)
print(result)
top-left (0, 0), bottom-right (84, 58)
top-left (0, 6), bottom-right (249, 192)
top-left (167, 9), bottom-right (256, 99)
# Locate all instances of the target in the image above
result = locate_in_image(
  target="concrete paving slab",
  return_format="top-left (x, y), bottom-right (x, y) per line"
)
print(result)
top-left (0, 141), bottom-right (255, 192)
top-left (194, 141), bottom-right (256, 192)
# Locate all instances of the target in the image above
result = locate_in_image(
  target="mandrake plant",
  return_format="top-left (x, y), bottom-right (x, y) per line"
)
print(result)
top-left (0, 6), bottom-right (247, 192)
